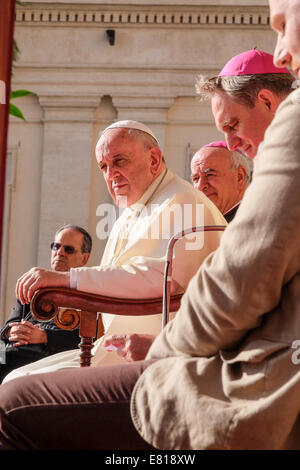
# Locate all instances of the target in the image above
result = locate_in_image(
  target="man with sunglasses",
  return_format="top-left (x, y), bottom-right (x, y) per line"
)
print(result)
top-left (0, 224), bottom-right (91, 382)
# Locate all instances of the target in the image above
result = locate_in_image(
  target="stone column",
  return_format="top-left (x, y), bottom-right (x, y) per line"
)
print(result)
top-left (37, 95), bottom-right (100, 268)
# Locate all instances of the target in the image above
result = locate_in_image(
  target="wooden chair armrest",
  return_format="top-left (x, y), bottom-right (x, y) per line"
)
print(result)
top-left (31, 286), bottom-right (183, 321)
top-left (30, 287), bottom-right (183, 367)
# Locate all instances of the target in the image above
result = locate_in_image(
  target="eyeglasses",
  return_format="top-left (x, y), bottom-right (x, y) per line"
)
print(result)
top-left (50, 242), bottom-right (77, 255)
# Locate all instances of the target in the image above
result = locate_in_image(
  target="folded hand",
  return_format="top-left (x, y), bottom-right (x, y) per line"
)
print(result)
top-left (7, 320), bottom-right (47, 347)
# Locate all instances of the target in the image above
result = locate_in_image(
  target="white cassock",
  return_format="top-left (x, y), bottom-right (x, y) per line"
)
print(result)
top-left (4, 169), bottom-right (226, 381)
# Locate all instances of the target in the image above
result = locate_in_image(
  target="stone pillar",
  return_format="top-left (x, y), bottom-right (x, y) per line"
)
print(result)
top-left (112, 96), bottom-right (174, 152)
top-left (37, 95), bottom-right (100, 268)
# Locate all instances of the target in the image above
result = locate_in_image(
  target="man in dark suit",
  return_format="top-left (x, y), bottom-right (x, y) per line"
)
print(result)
top-left (0, 224), bottom-right (91, 382)
top-left (191, 141), bottom-right (252, 222)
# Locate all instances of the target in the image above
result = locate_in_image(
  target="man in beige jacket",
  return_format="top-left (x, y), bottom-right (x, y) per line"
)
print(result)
top-left (131, 1), bottom-right (300, 450)
top-left (0, 0), bottom-right (299, 450)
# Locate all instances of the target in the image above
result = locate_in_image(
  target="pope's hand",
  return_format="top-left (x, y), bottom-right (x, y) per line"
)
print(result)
top-left (102, 333), bottom-right (155, 362)
top-left (16, 267), bottom-right (70, 305)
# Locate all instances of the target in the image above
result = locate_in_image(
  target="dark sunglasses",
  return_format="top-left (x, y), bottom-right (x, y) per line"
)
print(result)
top-left (50, 242), bottom-right (77, 255)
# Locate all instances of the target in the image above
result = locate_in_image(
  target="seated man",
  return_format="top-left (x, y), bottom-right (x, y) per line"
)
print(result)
top-left (191, 141), bottom-right (253, 222)
top-left (3, 120), bottom-right (225, 381)
top-left (0, 224), bottom-right (91, 383)
top-left (101, 140), bottom-right (251, 358)
top-left (0, 8), bottom-right (298, 448)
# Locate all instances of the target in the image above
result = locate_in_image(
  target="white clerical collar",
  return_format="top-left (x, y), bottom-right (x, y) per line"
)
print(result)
top-left (129, 168), bottom-right (168, 215)
top-left (223, 200), bottom-right (242, 216)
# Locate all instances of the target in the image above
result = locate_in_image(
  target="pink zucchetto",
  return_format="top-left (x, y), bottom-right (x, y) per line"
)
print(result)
top-left (201, 141), bottom-right (245, 156)
top-left (218, 48), bottom-right (290, 77)
top-left (202, 141), bottom-right (228, 150)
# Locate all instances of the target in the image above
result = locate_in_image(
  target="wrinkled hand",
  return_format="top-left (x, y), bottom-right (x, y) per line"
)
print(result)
top-left (7, 320), bottom-right (47, 347)
top-left (16, 267), bottom-right (70, 305)
top-left (102, 333), bottom-right (155, 362)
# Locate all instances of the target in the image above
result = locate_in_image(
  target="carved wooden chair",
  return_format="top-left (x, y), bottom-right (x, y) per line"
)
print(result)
top-left (30, 225), bottom-right (226, 367)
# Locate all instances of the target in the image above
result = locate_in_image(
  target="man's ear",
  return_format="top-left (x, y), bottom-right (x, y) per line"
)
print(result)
top-left (236, 165), bottom-right (247, 187)
top-left (257, 89), bottom-right (280, 114)
top-left (81, 253), bottom-right (90, 266)
top-left (149, 147), bottom-right (163, 175)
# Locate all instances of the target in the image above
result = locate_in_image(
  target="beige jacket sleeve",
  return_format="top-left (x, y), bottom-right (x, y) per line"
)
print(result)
top-left (146, 88), bottom-right (300, 360)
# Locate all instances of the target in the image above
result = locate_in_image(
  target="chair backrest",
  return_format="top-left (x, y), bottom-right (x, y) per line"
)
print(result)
top-left (162, 225), bottom-right (226, 327)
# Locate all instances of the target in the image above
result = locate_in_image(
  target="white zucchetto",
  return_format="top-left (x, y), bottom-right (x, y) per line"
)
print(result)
top-left (102, 120), bottom-right (159, 144)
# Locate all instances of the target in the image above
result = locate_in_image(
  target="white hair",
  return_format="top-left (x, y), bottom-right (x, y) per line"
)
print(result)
top-left (231, 151), bottom-right (253, 183)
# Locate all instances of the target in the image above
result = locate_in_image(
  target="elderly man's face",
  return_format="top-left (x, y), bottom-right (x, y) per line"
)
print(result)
top-left (211, 90), bottom-right (276, 159)
top-left (270, 0), bottom-right (300, 77)
top-left (51, 228), bottom-right (89, 272)
top-left (191, 147), bottom-right (246, 215)
top-left (96, 129), bottom-right (162, 207)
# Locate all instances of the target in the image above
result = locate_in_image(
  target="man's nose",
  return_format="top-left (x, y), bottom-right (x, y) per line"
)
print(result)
top-left (197, 176), bottom-right (208, 192)
top-left (226, 134), bottom-right (241, 152)
top-left (106, 165), bottom-right (119, 181)
top-left (56, 245), bottom-right (66, 255)
top-left (273, 36), bottom-right (291, 69)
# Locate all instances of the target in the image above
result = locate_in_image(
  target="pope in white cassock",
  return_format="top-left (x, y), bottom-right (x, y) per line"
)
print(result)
top-left (5, 120), bottom-right (226, 381)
